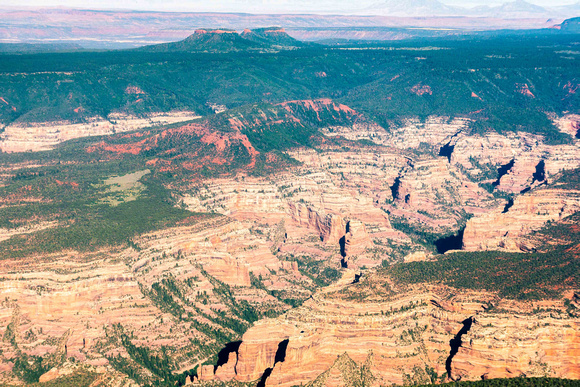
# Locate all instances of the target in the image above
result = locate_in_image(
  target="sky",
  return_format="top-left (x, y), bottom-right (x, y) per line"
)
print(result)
top-left (0, 0), bottom-right (577, 12)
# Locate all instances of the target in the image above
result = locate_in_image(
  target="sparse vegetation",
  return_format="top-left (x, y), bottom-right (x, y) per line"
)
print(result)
top-left (23, 369), bottom-right (98, 387)
top-left (11, 354), bottom-right (50, 384)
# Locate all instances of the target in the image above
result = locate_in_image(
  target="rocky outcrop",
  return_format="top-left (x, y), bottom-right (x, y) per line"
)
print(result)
top-left (0, 214), bottom-right (312, 383)
top-left (342, 220), bottom-right (373, 257)
top-left (0, 221), bottom-right (60, 243)
top-left (324, 116), bottom-right (470, 150)
top-left (287, 203), bottom-right (346, 244)
top-left (0, 250), bottom-right (157, 369)
top-left (387, 157), bottom-right (500, 233)
top-left (554, 114), bottom-right (580, 138)
top-left (462, 188), bottom-right (580, 251)
top-left (182, 179), bottom-right (285, 217)
top-left (37, 362), bottom-right (137, 386)
top-left (206, 276), bottom-right (580, 387)
top-left (492, 155), bottom-right (546, 194)
top-left (134, 217), bottom-right (278, 284)
top-left (306, 352), bottom-right (375, 387)
top-left (0, 111), bottom-right (199, 152)
top-left (277, 98), bottom-right (359, 119)
top-left (452, 314), bottom-right (580, 381)
top-left (451, 131), bottom-right (580, 194)
top-left (181, 156), bottom-right (402, 268)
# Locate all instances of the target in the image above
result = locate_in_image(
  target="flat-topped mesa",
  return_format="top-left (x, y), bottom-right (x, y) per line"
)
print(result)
top-left (240, 27), bottom-right (303, 47)
top-left (141, 28), bottom-right (262, 52)
top-left (559, 16), bottom-right (580, 32)
top-left (241, 27), bottom-right (286, 33)
top-left (267, 27), bottom-right (285, 32)
top-left (194, 28), bottom-right (238, 35)
top-left (142, 26), bottom-right (304, 53)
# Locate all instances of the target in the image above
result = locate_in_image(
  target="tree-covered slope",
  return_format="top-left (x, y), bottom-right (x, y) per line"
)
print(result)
top-left (139, 29), bottom-right (264, 53)
top-left (385, 211), bottom-right (580, 301)
top-left (0, 35), bottom-right (578, 142)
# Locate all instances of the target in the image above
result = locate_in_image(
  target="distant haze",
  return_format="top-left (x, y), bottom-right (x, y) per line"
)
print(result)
top-left (0, 0), bottom-right (578, 13)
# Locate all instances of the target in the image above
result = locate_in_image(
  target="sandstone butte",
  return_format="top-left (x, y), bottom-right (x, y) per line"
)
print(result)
top-left (0, 103), bottom-right (579, 386)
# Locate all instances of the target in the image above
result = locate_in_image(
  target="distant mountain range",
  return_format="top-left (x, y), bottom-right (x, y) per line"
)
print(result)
top-left (1, 0), bottom-right (579, 19)
top-left (0, 3), bottom-right (578, 50)
top-left (360, 0), bottom-right (580, 18)
top-left (363, 0), bottom-right (462, 17)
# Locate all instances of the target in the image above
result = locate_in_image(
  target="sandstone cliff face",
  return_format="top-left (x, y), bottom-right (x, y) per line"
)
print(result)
top-left (325, 117), bottom-right (580, 223)
top-left (323, 116), bottom-right (469, 150)
top-left (554, 114), bottom-right (580, 138)
top-left (287, 203), bottom-right (346, 244)
top-left (451, 131), bottom-right (580, 194)
top-left (0, 217), bottom-right (300, 384)
top-left (0, 111), bottom-right (199, 152)
top-left (453, 314), bottom-right (580, 381)
top-left (0, 158), bottom-right (403, 385)
top-left (204, 273), bottom-right (579, 387)
top-left (0, 250), bottom-right (159, 374)
top-left (491, 154), bottom-right (545, 194)
top-left (462, 188), bottom-right (580, 251)
top-left (343, 220), bottom-right (373, 257)
top-left (321, 117), bottom-right (575, 237)
top-left (181, 151), bottom-right (404, 269)
top-left (1, 100), bottom-right (579, 386)
top-left (387, 157), bottom-right (500, 233)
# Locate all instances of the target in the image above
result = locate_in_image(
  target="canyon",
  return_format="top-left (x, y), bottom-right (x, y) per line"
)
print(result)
top-left (198, 278), bottom-right (579, 386)
top-left (0, 25), bottom-right (578, 387)
top-left (462, 187), bottom-right (580, 251)
top-left (0, 102), bottom-right (578, 386)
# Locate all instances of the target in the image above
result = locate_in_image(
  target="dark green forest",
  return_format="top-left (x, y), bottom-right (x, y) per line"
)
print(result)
top-left (0, 34), bottom-right (578, 143)
top-left (421, 377), bottom-right (580, 387)
top-left (386, 212), bottom-right (580, 300)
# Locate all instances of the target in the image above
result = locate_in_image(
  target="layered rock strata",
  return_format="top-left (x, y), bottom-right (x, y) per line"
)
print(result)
top-left (451, 131), bottom-right (580, 194)
top-left (0, 111), bottom-right (199, 152)
top-left (387, 157), bottom-right (500, 232)
top-left (463, 188), bottom-right (580, 251)
top-left (202, 274), bottom-right (579, 386)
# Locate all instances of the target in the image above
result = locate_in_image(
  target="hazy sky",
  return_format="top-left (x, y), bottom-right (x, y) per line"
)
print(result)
top-left (0, 0), bottom-right (577, 12)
